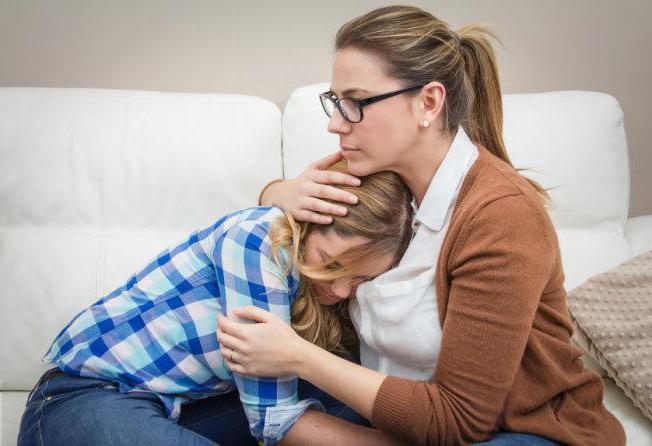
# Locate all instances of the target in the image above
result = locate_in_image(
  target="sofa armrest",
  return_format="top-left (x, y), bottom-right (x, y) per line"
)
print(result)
top-left (625, 215), bottom-right (652, 257)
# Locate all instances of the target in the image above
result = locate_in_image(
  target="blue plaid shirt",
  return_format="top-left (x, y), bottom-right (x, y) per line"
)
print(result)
top-left (41, 206), bottom-right (324, 445)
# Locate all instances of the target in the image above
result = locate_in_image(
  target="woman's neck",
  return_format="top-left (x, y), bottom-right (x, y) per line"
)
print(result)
top-left (397, 127), bottom-right (458, 206)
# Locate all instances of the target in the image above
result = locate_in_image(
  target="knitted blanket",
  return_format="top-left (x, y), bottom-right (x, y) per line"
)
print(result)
top-left (568, 250), bottom-right (652, 421)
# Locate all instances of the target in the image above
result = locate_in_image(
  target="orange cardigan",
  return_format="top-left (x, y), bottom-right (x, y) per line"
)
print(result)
top-left (371, 146), bottom-right (625, 445)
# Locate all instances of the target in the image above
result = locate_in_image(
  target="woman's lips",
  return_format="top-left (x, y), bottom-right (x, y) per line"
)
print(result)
top-left (340, 146), bottom-right (360, 157)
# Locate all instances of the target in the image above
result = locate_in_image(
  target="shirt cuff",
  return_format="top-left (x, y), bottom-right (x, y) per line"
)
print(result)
top-left (261, 398), bottom-right (326, 445)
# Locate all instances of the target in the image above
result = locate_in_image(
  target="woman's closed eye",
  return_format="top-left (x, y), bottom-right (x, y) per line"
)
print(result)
top-left (325, 261), bottom-right (342, 271)
top-left (324, 265), bottom-right (372, 282)
top-left (318, 250), bottom-right (376, 284)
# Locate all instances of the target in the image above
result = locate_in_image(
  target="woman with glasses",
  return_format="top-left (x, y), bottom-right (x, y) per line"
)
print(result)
top-left (217, 5), bottom-right (625, 446)
top-left (17, 161), bottom-right (416, 446)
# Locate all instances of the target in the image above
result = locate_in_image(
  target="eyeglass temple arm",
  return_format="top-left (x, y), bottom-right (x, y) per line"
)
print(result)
top-left (357, 85), bottom-right (424, 107)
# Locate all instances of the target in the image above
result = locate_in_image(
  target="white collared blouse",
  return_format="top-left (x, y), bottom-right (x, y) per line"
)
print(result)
top-left (349, 127), bottom-right (479, 380)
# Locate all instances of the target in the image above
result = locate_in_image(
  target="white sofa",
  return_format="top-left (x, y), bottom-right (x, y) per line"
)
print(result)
top-left (1, 85), bottom-right (651, 445)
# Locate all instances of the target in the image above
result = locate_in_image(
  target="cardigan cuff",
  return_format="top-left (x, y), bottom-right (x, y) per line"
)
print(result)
top-left (257, 178), bottom-right (284, 206)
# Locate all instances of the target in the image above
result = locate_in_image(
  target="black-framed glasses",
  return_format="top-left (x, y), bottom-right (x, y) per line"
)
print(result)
top-left (319, 85), bottom-right (424, 124)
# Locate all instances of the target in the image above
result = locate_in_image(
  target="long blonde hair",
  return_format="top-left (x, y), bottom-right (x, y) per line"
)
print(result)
top-left (269, 161), bottom-right (413, 358)
top-left (334, 5), bottom-right (549, 204)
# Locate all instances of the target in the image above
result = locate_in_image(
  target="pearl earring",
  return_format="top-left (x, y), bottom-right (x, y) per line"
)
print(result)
top-left (422, 120), bottom-right (430, 128)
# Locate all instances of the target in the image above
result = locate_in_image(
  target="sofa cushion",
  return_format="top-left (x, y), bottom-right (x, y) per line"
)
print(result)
top-left (0, 88), bottom-right (283, 390)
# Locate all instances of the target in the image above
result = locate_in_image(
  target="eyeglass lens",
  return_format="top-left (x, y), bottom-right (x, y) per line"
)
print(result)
top-left (321, 95), bottom-right (361, 123)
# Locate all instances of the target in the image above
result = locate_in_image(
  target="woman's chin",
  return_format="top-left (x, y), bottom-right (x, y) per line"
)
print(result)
top-left (342, 158), bottom-right (375, 177)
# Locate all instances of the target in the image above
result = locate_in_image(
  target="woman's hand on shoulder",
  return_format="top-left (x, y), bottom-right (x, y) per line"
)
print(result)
top-left (260, 151), bottom-right (361, 224)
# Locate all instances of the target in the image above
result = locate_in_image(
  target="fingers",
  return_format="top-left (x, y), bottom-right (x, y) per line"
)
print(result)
top-left (297, 183), bottom-right (358, 221)
top-left (221, 347), bottom-right (240, 367)
top-left (286, 152), bottom-right (364, 225)
top-left (218, 330), bottom-right (251, 376)
top-left (308, 183), bottom-right (358, 207)
top-left (295, 209), bottom-right (334, 225)
top-left (311, 170), bottom-right (361, 188)
top-left (221, 347), bottom-right (234, 363)
top-left (223, 357), bottom-right (251, 376)
top-left (310, 151), bottom-right (343, 170)
top-left (221, 346), bottom-right (256, 376)
top-left (217, 330), bottom-right (243, 353)
top-left (216, 314), bottom-right (247, 339)
top-left (232, 306), bottom-right (275, 323)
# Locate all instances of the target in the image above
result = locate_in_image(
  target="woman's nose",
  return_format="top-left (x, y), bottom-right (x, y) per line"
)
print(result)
top-left (330, 279), bottom-right (352, 299)
top-left (327, 108), bottom-right (352, 134)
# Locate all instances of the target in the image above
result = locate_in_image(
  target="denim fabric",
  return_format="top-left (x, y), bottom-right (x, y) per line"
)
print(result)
top-left (18, 369), bottom-right (556, 445)
top-left (473, 432), bottom-right (560, 445)
top-left (18, 370), bottom-right (370, 446)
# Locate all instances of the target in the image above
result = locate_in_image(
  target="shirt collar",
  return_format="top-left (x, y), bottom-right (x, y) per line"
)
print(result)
top-left (415, 126), bottom-right (476, 231)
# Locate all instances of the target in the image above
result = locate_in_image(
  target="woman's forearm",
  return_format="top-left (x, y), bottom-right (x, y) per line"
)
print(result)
top-left (279, 410), bottom-right (408, 446)
top-left (295, 340), bottom-right (387, 421)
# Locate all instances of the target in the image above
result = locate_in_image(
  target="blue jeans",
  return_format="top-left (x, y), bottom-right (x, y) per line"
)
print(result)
top-left (472, 432), bottom-right (559, 445)
top-left (18, 368), bottom-right (370, 445)
top-left (19, 369), bottom-right (558, 445)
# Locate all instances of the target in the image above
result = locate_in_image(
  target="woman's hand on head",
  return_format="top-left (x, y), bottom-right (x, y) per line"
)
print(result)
top-left (216, 307), bottom-right (309, 377)
top-left (260, 151), bottom-right (361, 224)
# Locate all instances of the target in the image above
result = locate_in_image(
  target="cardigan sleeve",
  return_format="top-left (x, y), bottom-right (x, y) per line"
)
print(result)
top-left (371, 194), bottom-right (555, 445)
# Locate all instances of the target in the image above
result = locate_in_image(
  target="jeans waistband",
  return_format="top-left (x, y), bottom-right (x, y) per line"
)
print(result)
top-left (40, 367), bottom-right (66, 385)
top-left (26, 367), bottom-right (66, 405)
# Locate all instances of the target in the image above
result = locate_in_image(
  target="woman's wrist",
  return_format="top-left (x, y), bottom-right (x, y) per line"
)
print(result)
top-left (258, 178), bottom-right (284, 206)
top-left (292, 337), bottom-right (321, 378)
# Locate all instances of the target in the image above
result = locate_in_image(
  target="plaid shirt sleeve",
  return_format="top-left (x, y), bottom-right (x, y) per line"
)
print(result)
top-left (213, 211), bottom-right (325, 445)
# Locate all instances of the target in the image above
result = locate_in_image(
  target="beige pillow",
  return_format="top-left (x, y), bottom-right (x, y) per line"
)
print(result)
top-left (568, 250), bottom-right (652, 421)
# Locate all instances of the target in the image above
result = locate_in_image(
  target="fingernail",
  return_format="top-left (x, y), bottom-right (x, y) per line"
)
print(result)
top-left (338, 207), bottom-right (347, 215)
top-left (349, 195), bottom-right (358, 204)
top-left (352, 179), bottom-right (361, 186)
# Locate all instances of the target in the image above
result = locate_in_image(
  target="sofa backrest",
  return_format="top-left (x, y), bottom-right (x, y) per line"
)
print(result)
top-left (0, 84), bottom-right (635, 390)
top-left (0, 88), bottom-right (282, 389)
top-left (282, 83), bottom-right (633, 290)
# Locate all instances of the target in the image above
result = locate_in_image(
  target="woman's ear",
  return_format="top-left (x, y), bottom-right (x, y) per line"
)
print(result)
top-left (418, 81), bottom-right (447, 127)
